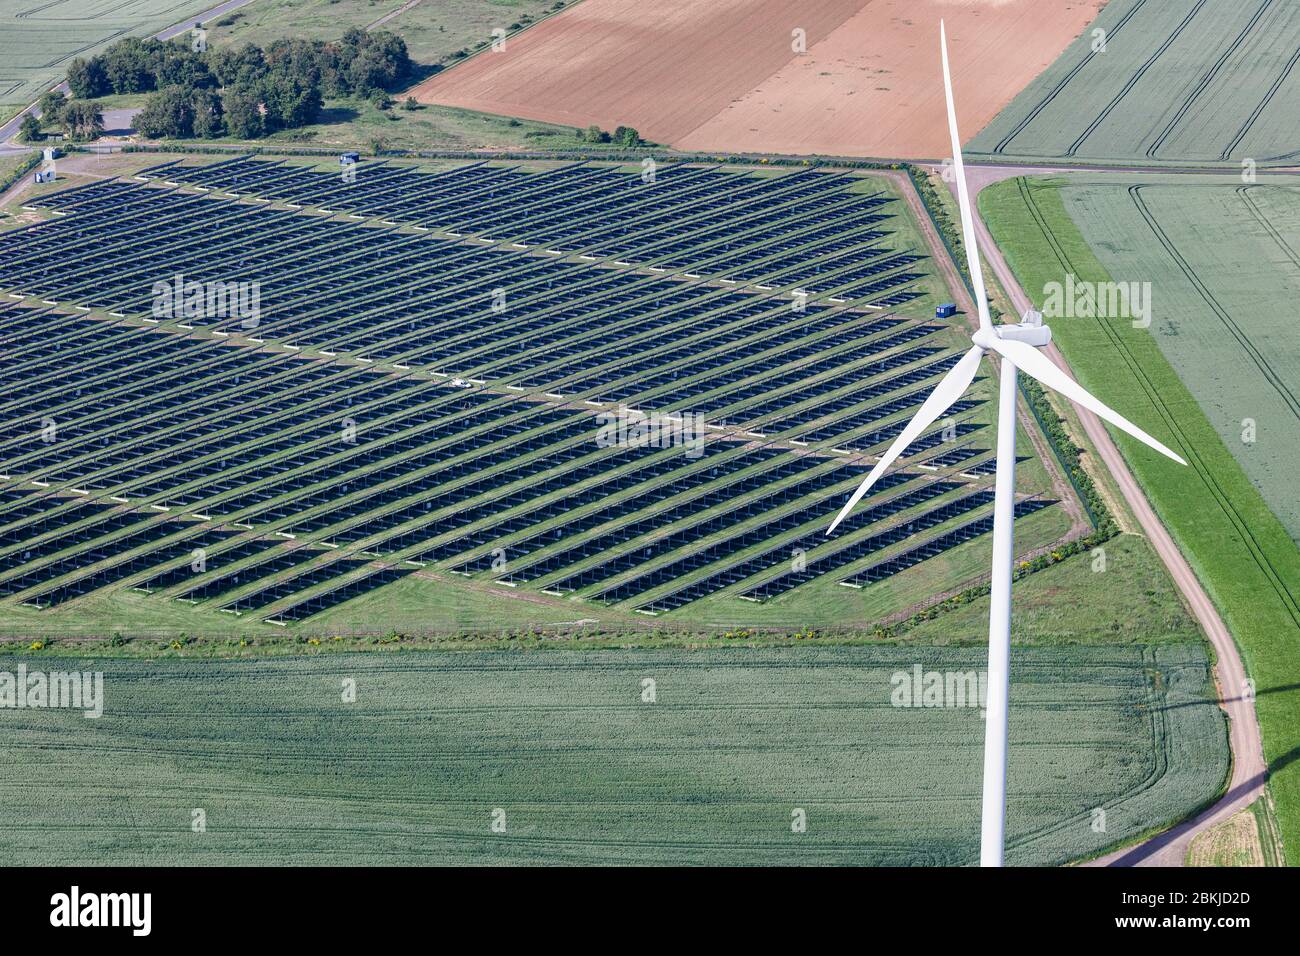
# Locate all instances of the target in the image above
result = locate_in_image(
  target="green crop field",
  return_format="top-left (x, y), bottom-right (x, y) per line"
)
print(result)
top-left (968, 0), bottom-right (1300, 166)
top-left (980, 172), bottom-right (1300, 858)
top-left (207, 0), bottom-right (566, 67)
top-left (0, 645), bottom-right (1227, 865)
top-left (1055, 174), bottom-right (1300, 543)
top-left (0, 0), bottom-right (219, 103)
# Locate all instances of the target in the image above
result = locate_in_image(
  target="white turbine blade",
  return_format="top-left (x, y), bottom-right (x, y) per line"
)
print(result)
top-left (827, 345), bottom-right (984, 534)
top-left (986, 336), bottom-right (1187, 466)
top-left (940, 20), bottom-right (991, 332)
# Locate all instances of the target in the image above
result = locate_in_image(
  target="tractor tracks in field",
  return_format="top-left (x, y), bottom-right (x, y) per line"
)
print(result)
top-left (1066, 0), bottom-right (1208, 158)
top-left (1020, 179), bottom-right (1300, 630)
top-left (1144, 0), bottom-right (1274, 161)
top-left (990, 0), bottom-right (1150, 157)
top-left (991, 0), bottom-right (1295, 165)
top-left (1219, 9), bottom-right (1300, 161)
top-left (949, 162), bottom-right (1271, 866)
top-left (1238, 184), bottom-right (1300, 270)
top-left (1128, 184), bottom-right (1300, 421)
top-left (1029, 184), bottom-right (1300, 657)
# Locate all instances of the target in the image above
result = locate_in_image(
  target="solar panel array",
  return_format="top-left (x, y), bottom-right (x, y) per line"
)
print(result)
top-left (0, 159), bottom-right (1056, 626)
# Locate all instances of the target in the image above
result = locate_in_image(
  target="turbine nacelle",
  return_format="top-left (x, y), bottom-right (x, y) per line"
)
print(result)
top-left (971, 328), bottom-right (1051, 352)
top-left (972, 324), bottom-right (1052, 350)
top-left (992, 308), bottom-right (1052, 348)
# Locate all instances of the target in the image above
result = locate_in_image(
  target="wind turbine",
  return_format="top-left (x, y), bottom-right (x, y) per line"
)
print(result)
top-left (827, 20), bottom-right (1187, 866)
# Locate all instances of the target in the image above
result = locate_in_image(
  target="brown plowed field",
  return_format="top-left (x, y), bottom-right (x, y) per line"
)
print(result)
top-left (410, 0), bottom-right (1106, 160)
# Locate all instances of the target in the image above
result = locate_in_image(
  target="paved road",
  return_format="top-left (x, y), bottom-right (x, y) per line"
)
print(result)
top-left (936, 161), bottom-right (1269, 866)
top-left (100, 108), bottom-right (143, 137)
top-left (0, 0), bottom-right (261, 146)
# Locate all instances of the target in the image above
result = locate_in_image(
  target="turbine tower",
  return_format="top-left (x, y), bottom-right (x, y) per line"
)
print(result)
top-left (827, 20), bottom-right (1187, 867)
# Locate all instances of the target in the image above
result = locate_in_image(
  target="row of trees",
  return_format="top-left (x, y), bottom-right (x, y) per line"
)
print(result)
top-left (580, 125), bottom-right (642, 147)
top-left (68, 29), bottom-right (409, 100)
top-left (64, 28), bottom-right (411, 140)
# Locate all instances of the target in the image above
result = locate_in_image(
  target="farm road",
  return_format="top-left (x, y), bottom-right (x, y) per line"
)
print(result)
top-left (938, 161), bottom-right (1269, 867)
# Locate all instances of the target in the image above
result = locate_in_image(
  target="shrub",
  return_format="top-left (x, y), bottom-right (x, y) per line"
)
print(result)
top-left (18, 114), bottom-right (42, 143)
top-left (222, 88), bottom-right (264, 138)
top-left (135, 85), bottom-right (196, 138)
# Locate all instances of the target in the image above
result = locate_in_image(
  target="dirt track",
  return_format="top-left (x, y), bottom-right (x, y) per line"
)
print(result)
top-left (884, 169), bottom-right (1088, 543)
top-left (412, 0), bottom-right (1103, 160)
top-left (948, 163), bottom-right (1268, 867)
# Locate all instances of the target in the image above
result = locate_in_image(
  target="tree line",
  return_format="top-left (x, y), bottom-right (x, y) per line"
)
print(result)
top-left (580, 125), bottom-right (642, 147)
top-left (59, 28), bottom-right (411, 140)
